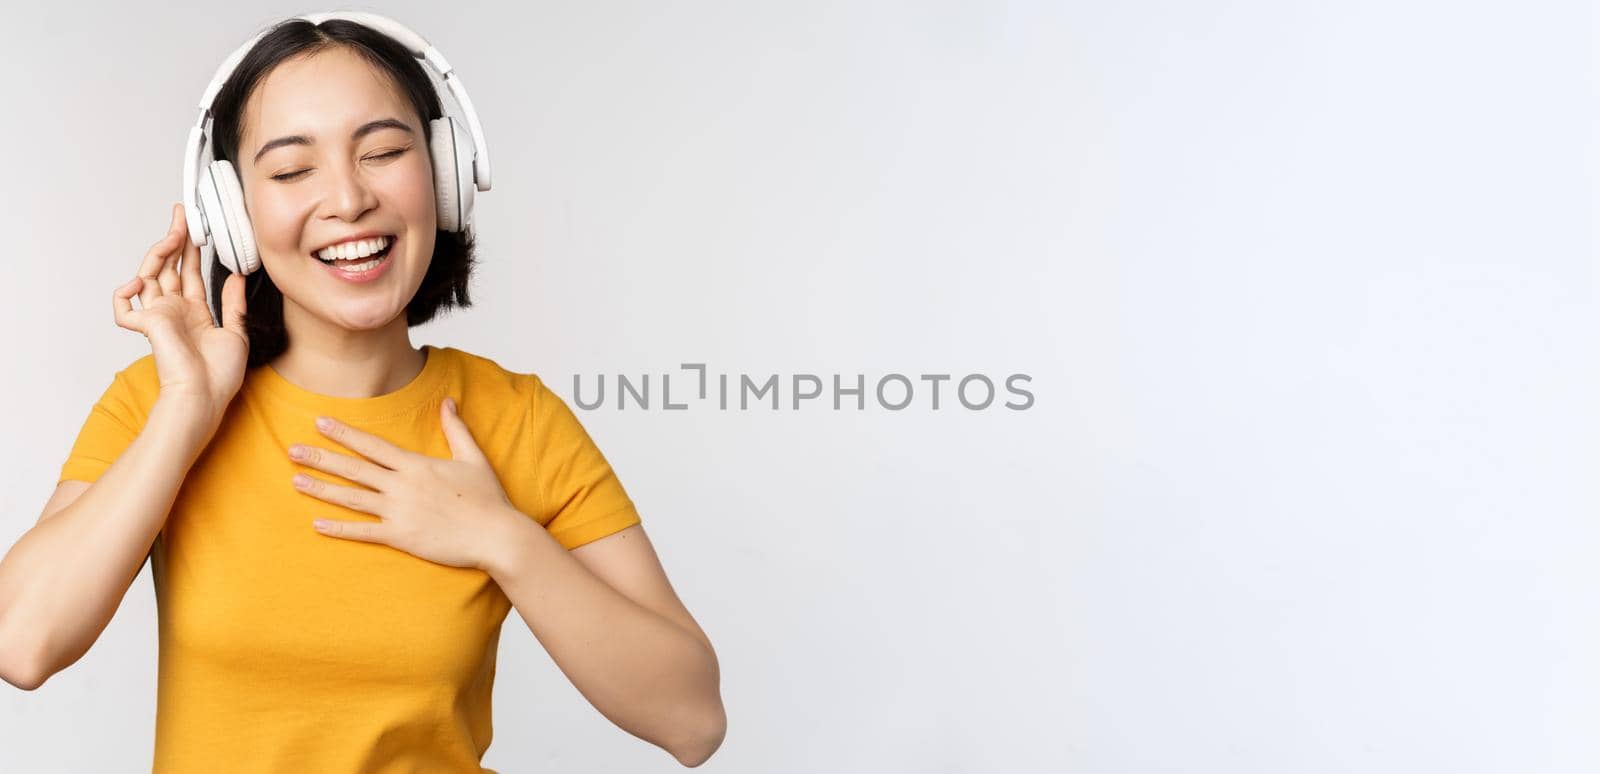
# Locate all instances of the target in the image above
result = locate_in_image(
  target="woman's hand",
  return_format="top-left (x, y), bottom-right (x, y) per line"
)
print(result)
top-left (114, 202), bottom-right (249, 425)
top-left (288, 396), bottom-right (525, 571)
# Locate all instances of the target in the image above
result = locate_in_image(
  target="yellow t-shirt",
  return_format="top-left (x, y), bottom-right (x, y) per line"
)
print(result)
top-left (55, 344), bottom-right (641, 773)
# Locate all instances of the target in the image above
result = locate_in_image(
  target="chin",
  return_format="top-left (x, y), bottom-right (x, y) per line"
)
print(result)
top-left (331, 304), bottom-right (407, 331)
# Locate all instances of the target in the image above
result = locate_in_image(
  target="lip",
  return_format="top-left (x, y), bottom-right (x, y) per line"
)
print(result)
top-left (315, 235), bottom-right (396, 284)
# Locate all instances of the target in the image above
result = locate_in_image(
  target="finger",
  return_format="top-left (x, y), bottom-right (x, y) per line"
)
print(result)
top-left (139, 205), bottom-right (186, 303)
top-left (139, 205), bottom-right (182, 267)
top-left (113, 277), bottom-right (145, 332)
top-left (157, 240), bottom-right (182, 297)
top-left (290, 443), bottom-right (391, 489)
top-left (314, 416), bottom-right (413, 470)
top-left (180, 236), bottom-right (204, 300)
top-left (311, 518), bottom-right (386, 544)
top-left (137, 273), bottom-right (162, 309)
top-left (221, 272), bottom-right (248, 337)
top-left (292, 472), bottom-right (381, 515)
top-left (138, 206), bottom-right (184, 282)
top-left (180, 223), bottom-right (204, 302)
top-left (439, 397), bottom-right (486, 463)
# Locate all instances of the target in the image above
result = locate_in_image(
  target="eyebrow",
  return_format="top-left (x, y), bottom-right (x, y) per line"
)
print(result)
top-left (252, 118), bottom-right (414, 164)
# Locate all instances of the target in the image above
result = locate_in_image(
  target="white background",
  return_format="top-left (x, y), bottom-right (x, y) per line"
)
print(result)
top-left (0, 1), bottom-right (1593, 771)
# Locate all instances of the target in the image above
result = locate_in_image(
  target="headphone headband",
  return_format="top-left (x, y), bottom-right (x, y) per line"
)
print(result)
top-left (182, 11), bottom-right (492, 248)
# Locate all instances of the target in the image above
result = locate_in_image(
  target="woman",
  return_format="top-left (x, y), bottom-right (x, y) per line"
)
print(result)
top-left (0, 15), bottom-right (725, 771)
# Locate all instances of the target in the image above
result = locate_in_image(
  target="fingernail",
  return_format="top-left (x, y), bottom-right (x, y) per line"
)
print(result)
top-left (316, 417), bottom-right (332, 431)
top-left (445, 397), bottom-right (456, 413)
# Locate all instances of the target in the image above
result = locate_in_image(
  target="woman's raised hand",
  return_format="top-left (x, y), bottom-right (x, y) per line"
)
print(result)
top-left (113, 202), bottom-right (249, 426)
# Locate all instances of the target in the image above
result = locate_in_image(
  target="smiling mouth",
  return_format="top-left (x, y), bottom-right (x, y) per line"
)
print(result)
top-left (313, 238), bottom-right (395, 271)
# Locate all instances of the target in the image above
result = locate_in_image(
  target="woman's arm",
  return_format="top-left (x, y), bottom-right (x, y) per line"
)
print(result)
top-left (0, 396), bottom-right (215, 690)
top-left (484, 517), bottom-right (726, 767)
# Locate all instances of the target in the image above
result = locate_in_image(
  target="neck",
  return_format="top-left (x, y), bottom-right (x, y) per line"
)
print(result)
top-left (267, 304), bottom-right (427, 399)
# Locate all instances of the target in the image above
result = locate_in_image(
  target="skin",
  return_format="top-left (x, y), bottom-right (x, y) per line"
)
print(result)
top-left (237, 45), bottom-right (436, 397)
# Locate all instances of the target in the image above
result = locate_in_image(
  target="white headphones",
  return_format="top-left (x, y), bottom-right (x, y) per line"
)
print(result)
top-left (182, 11), bottom-right (492, 276)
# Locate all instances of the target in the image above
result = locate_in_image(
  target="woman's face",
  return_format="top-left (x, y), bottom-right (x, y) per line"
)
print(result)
top-left (236, 46), bottom-right (438, 332)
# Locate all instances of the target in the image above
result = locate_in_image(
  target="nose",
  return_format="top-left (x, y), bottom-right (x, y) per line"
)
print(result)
top-left (319, 157), bottom-right (379, 222)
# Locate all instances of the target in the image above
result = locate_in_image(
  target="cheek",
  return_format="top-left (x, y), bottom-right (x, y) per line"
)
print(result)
top-left (397, 154), bottom-right (439, 222)
top-left (244, 189), bottom-right (311, 256)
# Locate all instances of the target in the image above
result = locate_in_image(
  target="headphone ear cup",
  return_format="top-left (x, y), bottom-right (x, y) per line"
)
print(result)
top-left (199, 160), bottom-right (260, 274)
top-left (428, 116), bottom-right (474, 233)
top-left (196, 163), bottom-right (238, 274)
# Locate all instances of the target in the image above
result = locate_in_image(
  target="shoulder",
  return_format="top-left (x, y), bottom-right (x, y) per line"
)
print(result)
top-left (432, 345), bottom-right (559, 410)
top-left (111, 351), bottom-right (163, 407)
top-left (435, 346), bottom-right (607, 472)
top-left (119, 351), bottom-right (159, 383)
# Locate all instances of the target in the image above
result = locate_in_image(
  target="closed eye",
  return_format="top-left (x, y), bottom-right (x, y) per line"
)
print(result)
top-left (270, 148), bottom-right (409, 182)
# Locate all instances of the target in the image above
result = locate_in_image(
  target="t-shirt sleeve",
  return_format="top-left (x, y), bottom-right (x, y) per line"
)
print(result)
top-left (57, 354), bottom-right (160, 486)
top-left (528, 375), bottom-right (642, 550)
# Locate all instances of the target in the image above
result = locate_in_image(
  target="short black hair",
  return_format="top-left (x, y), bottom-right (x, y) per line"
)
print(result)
top-left (205, 17), bottom-right (476, 369)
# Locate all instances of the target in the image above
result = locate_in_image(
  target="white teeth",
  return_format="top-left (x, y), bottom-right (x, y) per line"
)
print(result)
top-left (316, 235), bottom-right (391, 262)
